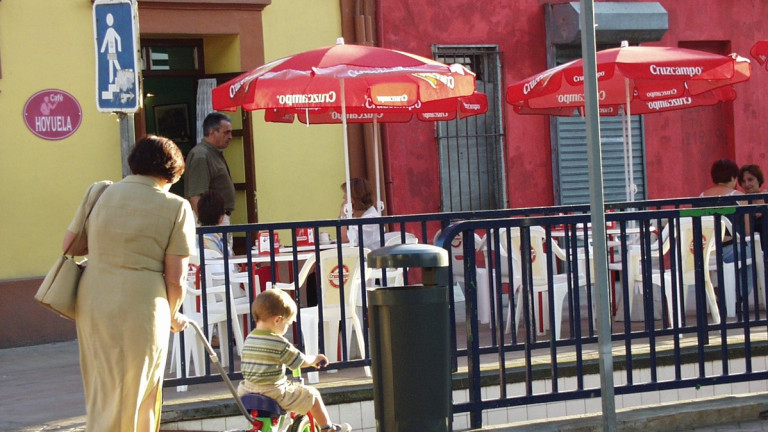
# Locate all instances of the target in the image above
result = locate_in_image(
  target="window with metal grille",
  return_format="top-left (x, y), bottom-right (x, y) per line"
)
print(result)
top-left (433, 46), bottom-right (506, 212)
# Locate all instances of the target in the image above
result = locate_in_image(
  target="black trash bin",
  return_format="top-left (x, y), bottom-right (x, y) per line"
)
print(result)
top-left (367, 244), bottom-right (451, 432)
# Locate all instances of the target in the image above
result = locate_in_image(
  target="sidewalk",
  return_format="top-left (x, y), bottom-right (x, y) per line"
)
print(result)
top-left (3, 339), bottom-right (768, 432)
top-left (0, 339), bottom-right (366, 432)
top-left (0, 339), bottom-right (235, 432)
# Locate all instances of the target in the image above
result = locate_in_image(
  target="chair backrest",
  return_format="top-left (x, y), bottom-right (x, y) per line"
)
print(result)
top-left (706, 215), bottom-right (754, 269)
top-left (199, 248), bottom-right (248, 308)
top-left (318, 248), bottom-right (370, 316)
top-left (445, 231), bottom-right (485, 268)
top-left (495, 228), bottom-right (522, 282)
top-left (201, 248), bottom-right (226, 284)
top-left (677, 216), bottom-right (723, 278)
top-left (434, 229), bottom-right (487, 283)
top-left (182, 285), bottom-right (202, 320)
top-left (635, 221), bottom-right (671, 257)
top-left (654, 222), bottom-right (672, 256)
top-left (294, 254), bottom-right (317, 288)
top-left (503, 226), bottom-right (551, 282)
top-left (183, 269), bottom-right (227, 323)
top-left (384, 232), bottom-right (418, 246)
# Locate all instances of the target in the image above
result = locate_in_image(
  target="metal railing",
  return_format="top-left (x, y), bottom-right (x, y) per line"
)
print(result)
top-left (165, 194), bottom-right (768, 429)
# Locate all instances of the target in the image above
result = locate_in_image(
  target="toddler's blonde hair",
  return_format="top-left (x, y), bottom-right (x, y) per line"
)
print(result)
top-left (252, 289), bottom-right (297, 323)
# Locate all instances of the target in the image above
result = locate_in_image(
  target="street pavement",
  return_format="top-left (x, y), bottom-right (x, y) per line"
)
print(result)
top-left (3, 339), bottom-right (768, 432)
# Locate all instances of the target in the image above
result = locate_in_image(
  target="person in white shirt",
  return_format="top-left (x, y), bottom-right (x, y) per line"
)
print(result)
top-left (338, 178), bottom-right (382, 249)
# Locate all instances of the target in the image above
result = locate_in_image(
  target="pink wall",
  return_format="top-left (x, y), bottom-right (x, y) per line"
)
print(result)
top-left (377, 0), bottom-right (768, 214)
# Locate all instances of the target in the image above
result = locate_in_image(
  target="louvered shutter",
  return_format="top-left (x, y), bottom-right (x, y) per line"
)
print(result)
top-left (555, 115), bottom-right (646, 205)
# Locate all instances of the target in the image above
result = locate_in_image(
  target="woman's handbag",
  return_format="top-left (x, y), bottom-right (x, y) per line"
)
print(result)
top-left (34, 183), bottom-right (109, 320)
top-left (34, 254), bottom-right (86, 320)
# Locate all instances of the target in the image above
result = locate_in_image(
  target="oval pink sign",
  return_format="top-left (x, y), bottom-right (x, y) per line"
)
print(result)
top-left (23, 89), bottom-right (83, 140)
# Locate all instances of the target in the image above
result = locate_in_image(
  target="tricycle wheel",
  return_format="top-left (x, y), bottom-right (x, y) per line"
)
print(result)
top-left (288, 414), bottom-right (314, 432)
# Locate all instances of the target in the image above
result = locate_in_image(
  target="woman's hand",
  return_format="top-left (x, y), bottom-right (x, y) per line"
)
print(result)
top-left (171, 312), bottom-right (189, 333)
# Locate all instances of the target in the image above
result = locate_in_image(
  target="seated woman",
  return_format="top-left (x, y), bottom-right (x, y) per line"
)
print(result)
top-left (197, 189), bottom-right (232, 258)
top-left (699, 159), bottom-right (749, 263)
top-left (738, 164), bottom-right (766, 251)
top-left (338, 177), bottom-right (383, 249)
top-left (199, 190), bottom-right (269, 295)
top-left (738, 164), bottom-right (765, 197)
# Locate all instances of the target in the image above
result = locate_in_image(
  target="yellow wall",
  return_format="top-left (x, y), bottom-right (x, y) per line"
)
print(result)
top-left (0, 1), bottom-right (122, 279)
top-left (0, 0), bottom-right (344, 280)
top-left (255, 1), bottom-right (346, 223)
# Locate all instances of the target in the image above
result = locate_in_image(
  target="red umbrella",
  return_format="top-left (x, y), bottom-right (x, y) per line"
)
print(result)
top-left (263, 91), bottom-right (488, 209)
top-left (265, 91), bottom-right (488, 124)
top-left (506, 42), bottom-right (751, 201)
top-left (512, 85), bottom-right (738, 117)
top-left (750, 40), bottom-right (768, 70)
top-left (507, 45), bottom-right (750, 111)
top-left (213, 40), bottom-right (476, 111)
top-left (212, 38), bottom-right (476, 215)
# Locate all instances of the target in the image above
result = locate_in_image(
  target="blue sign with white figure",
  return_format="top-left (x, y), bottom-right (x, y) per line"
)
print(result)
top-left (93, 0), bottom-right (140, 113)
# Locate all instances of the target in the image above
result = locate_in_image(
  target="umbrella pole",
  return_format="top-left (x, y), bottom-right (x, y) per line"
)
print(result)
top-left (625, 78), bottom-right (635, 202)
top-left (621, 102), bottom-right (630, 202)
top-left (373, 116), bottom-right (383, 213)
top-left (341, 78), bottom-right (353, 218)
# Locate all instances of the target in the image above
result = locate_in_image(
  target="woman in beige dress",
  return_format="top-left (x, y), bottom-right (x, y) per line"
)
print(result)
top-left (62, 135), bottom-right (196, 431)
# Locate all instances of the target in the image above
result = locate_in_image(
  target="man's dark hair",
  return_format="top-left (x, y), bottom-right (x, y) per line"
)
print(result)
top-left (202, 112), bottom-right (231, 137)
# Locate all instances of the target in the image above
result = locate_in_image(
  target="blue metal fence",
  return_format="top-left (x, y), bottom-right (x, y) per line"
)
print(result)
top-left (165, 194), bottom-right (768, 430)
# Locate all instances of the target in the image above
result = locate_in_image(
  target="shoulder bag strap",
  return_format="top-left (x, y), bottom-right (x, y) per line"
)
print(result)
top-left (63, 183), bottom-right (110, 257)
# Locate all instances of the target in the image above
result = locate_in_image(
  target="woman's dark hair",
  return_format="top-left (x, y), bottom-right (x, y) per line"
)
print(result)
top-left (342, 178), bottom-right (374, 212)
top-left (197, 190), bottom-right (225, 226)
top-left (128, 135), bottom-right (185, 182)
top-left (710, 159), bottom-right (739, 184)
top-left (738, 164), bottom-right (765, 187)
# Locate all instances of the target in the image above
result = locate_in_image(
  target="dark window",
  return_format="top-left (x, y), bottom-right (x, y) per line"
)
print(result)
top-left (434, 46), bottom-right (506, 211)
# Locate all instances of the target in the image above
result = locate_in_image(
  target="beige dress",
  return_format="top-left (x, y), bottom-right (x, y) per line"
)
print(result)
top-left (69, 176), bottom-right (195, 431)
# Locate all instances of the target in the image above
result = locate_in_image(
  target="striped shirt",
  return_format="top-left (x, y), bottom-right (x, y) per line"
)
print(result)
top-left (241, 329), bottom-right (306, 385)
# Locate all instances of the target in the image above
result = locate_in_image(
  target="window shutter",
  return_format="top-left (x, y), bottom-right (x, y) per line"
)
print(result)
top-left (555, 115), bottom-right (646, 205)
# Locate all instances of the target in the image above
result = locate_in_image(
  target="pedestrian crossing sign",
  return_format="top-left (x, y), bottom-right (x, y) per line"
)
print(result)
top-left (93, 0), bottom-right (140, 113)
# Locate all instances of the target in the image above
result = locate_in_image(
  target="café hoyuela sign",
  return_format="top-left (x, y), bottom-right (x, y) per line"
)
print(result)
top-left (23, 89), bottom-right (82, 140)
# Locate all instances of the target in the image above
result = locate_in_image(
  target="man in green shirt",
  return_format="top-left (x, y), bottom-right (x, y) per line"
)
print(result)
top-left (184, 112), bottom-right (236, 219)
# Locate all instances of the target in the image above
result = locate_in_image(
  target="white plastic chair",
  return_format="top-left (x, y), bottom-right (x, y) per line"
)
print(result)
top-left (436, 230), bottom-right (492, 324)
top-left (675, 217), bottom-right (724, 324)
top-left (502, 226), bottom-right (577, 339)
top-left (709, 219), bottom-right (765, 318)
top-left (607, 223), bottom-right (660, 320)
top-left (200, 249), bottom-right (252, 366)
top-left (375, 232), bottom-right (419, 286)
top-left (170, 256), bottom-right (252, 390)
top-left (622, 223), bottom-right (680, 326)
top-left (169, 260), bottom-right (206, 391)
top-left (299, 248), bottom-right (371, 377)
top-left (492, 228), bottom-right (523, 335)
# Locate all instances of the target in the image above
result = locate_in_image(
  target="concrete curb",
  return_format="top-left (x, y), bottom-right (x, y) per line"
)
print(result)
top-left (161, 382), bottom-right (373, 423)
top-left (471, 392), bottom-right (768, 431)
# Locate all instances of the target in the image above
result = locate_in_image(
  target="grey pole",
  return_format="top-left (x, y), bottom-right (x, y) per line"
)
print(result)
top-left (578, 0), bottom-right (617, 430)
top-left (119, 113), bottom-right (135, 178)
